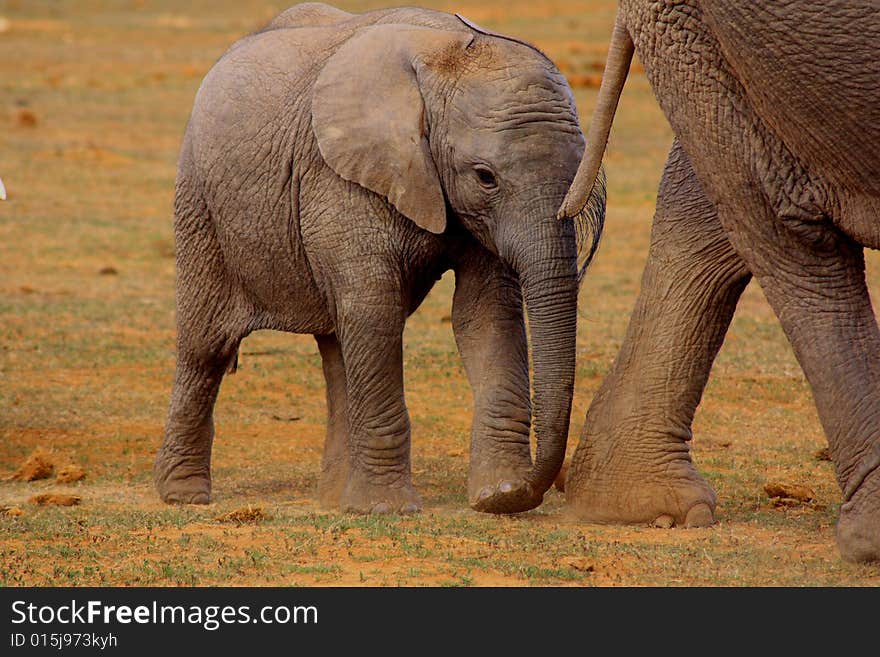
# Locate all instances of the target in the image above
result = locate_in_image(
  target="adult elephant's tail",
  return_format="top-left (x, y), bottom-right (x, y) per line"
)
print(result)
top-left (558, 11), bottom-right (633, 219)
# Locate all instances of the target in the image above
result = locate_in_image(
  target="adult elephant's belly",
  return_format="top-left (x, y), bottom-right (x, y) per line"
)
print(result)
top-left (701, 0), bottom-right (880, 244)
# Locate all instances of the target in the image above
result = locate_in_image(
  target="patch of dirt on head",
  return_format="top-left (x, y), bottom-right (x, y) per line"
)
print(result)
top-left (56, 464), bottom-right (87, 483)
top-left (216, 506), bottom-right (271, 525)
top-left (29, 493), bottom-right (81, 506)
top-left (8, 449), bottom-right (55, 482)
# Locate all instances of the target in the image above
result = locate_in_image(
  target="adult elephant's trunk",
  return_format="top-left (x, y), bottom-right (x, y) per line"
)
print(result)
top-left (558, 11), bottom-right (634, 219)
top-left (508, 214), bottom-right (580, 510)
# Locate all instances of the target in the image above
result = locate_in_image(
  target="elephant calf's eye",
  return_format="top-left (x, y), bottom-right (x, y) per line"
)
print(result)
top-left (474, 166), bottom-right (498, 190)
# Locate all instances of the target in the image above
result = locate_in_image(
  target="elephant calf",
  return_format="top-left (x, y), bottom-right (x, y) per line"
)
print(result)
top-left (153, 3), bottom-right (605, 514)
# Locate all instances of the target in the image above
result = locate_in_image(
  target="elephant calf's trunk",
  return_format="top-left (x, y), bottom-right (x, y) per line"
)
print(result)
top-left (558, 11), bottom-right (634, 219)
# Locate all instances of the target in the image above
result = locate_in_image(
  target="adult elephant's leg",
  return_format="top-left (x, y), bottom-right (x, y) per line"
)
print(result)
top-left (315, 333), bottom-right (350, 508)
top-left (711, 185), bottom-right (880, 563)
top-left (335, 291), bottom-right (420, 514)
top-left (567, 141), bottom-right (751, 527)
top-left (451, 246), bottom-right (533, 511)
top-left (154, 182), bottom-right (244, 504)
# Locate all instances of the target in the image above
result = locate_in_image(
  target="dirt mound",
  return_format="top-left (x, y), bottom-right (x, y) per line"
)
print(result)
top-left (56, 464), bottom-right (87, 483)
top-left (764, 482), bottom-right (814, 502)
top-left (763, 482), bottom-right (824, 509)
top-left (14, 108), bottom-right (37, 127)
top-left (8, 449), bottom-right (55, 481)
top-left (216, 506), bottom-right (271, 525)
top-left (29, 493), bottom-right (81, 506)
top-left (1, 506), bottom-right (25, 517)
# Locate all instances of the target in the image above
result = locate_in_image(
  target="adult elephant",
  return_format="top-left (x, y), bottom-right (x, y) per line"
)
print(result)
top-left (153, 4), bottom-right (605, 515)
top-left (560, 1), bottom-right (880, 562)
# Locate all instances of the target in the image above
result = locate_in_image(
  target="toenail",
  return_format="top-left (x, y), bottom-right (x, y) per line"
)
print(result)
top-left (653, 514), bottom-right (675, 529)
top-left (684, 503), bottom-right (714, 528)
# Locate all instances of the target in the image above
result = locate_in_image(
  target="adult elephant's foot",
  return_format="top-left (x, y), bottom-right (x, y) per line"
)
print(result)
top-left (468, 450), bottom-right (540, 514)
top-left (836, 456), bottom-right (880, 563)
top-left (339, 473), bottom-right (422, 515)
top-left (317, 469), bottom-right (347, 510)
top-left (470, 478), bottom-right (539, 514)
top-left (565, 432), bottom-right (716, 528)
top-left (153, 447), bottom-right (212, 505)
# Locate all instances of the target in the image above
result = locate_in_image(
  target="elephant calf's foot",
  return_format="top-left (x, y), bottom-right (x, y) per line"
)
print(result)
top-left (339, 473), bottom-right (422, 515)
top-left (153, 449), bottom-right (212, 505)
top-left (468, 463), bottom-right (540, 514)
top-left (566, 455), bottom-right (716, 528)
top-left (837, 463), bottom-right (880, 563)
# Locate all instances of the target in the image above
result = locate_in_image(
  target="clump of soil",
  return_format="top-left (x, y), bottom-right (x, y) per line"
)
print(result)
top-left (560, 556), bottom-right (594, 572)
top-left (8, 449), bottom-right (55, 481)
top-left (14, 108), bottom-right (38, 127)
top-left (56, 464), bottom-right (87, 483)
top-left (764, 482), bottom-right (814, 502)
top-left (29, 493), bottom-right (81, 506)
top-left (814, 447), bottom-right (832, 462)
top-left (764, 482), bottom-right (824, 510)
top-left (216, 506), bottom-right (271, 524)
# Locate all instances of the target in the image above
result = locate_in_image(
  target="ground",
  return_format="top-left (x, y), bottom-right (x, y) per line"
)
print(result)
top-left (1, 0), bottom-right (879, 586)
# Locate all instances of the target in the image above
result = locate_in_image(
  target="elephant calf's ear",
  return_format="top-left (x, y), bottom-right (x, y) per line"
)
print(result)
top-left (312, 25), bottom-right (470, 234)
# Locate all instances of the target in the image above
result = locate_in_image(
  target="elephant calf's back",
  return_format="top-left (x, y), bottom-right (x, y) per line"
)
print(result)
top-left (181, 27), bottom-right (342, 333)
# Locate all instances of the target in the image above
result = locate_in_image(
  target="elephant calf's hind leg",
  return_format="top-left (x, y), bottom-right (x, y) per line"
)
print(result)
top-left (154, 333), bottom-right (240, 505)
top-left (154, 179), bottom-right (245, 505)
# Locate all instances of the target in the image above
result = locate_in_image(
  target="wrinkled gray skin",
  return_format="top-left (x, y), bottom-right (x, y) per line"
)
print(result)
top-left (153, 3), bottom-right (605, 515)
top-left (561, 1), bottom-right (880, 562)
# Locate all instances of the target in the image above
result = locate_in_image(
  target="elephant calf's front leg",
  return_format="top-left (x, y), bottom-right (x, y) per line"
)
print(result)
top-left (452, 249), bottom-right (536, 513)
top-left (334, 296), bottom-right (421, 514)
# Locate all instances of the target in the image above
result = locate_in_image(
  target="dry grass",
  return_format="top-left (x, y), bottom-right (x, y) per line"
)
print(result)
top-left (1, 0), bottom-right (879, 586)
